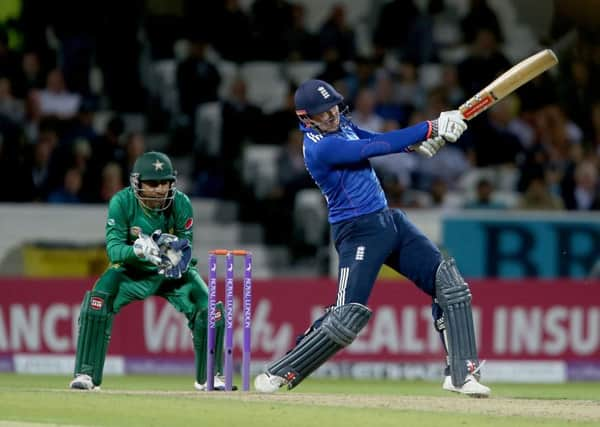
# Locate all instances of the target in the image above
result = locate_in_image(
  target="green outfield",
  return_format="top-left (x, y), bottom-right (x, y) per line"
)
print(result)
top-left (1, 374), bottom-right (599, 427)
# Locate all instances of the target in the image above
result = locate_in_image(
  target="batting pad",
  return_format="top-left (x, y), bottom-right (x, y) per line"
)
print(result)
top-left (268, 303), bottom-right (371, 389)
top-left (435, 258), bottom-right (479, 387)
top-left (73, 290), bottom-right (113, 386)
top-left (195, 302), bottom-right (224, 383)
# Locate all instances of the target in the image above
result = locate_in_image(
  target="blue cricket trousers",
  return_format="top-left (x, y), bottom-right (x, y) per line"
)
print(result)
top-left (330, 208), bottom-right (442, 306)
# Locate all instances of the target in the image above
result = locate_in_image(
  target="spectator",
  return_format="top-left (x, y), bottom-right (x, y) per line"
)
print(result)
top-left (250, 0), bottom-right (293, 60)
top-left (212, 0), bottom-right (254, 63)
top-left (316, 48), bottom-right (353, 97)
top-left (468, 97), bottom-right (525, 167)
top-left (91, 115), bottom-right (125, 169)
top-left (262, 83), bottom-right (299, 145)
top-left (12, 51), bottom-right (47, 99)
top-left (38, 68), bottom-right (81, 119)
top-left (464, 178), bottom-right (508, 209)
top-left (176, 37), bottom-right (221, 120)
top-left (121, 132), bottom-right (146, 178)
top-left (588, 101), bottom-right (600, 155)
top-left (373, 71), bottom-right (411, 125)
top-left (372, 0), bottom-right (420, 60)
top-left (518, 175), bottom-right (564, 210)
top-left (220, 77), bottom-right (264, 198)
top-left (559, 60), bottom-right (597, 138)
top-left (99, 162), bottom-right (124, 202)
top-left (47, 167), bottom-right (83, 204)
top-left (351, 87), bottom-right (384, 132)
top-left (460, 0), bottom-right (503, 44)
top-left (440, 64), bottom-right (465, 109)
top-left (86, 115), bottom-right (125, 201)
top-left (318, 4), bottom-right (356, 61)
top-left (22, 133), bottom-right (57, 201)
top-left (562, 160), bottom-right (600, 210)
top-left (394, 62), bottom-right (426, 111)
top-left (283, 4), bottom-right (317, 61)
top-left (262, 128), bottom-right (314, 245)
top-left (0, 76), bottom-right (24, 124)
top-left (61, 100), bottom-right (99, 146)
top-left (456, 28), bottom-right (511, 97)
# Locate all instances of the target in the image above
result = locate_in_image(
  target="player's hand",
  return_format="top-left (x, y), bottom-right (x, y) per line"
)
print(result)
top-left (158, 239), bottom-right (192, 279)
top-left (411, 136), bottom-right (445, 158)
top-left (432, 110), bottom-right (467, 142)
top-left (133, 233), bottom-right (162, 265)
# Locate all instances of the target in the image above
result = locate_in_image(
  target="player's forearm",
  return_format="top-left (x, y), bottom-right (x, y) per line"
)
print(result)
top-left (367, 121), bottom-right (431, 156)
top-left (322, 122), bottom-right (430, 165)
top-left (106, 239), bottom-right (138, 264)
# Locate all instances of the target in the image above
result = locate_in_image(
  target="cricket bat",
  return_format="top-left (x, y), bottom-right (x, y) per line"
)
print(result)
top-left (458, 49), bottom-right (559, 120)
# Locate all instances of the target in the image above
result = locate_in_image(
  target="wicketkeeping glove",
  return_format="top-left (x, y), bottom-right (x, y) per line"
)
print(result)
top-left (133, 232), bottom-right (162, 265)
top-left (158, 238), bottom-right (192, 279)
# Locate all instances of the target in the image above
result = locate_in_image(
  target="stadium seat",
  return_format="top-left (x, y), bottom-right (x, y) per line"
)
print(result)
top-left (240, 61), bottom-right (287, 113)
top-left (216, 60), bottom-right (240, 98)
top-left (293, 188), bottom-right (328, 248)
top-left (284, 61), bottom-right (324, 86)
top-left (194, 102), bottom-right (222, 157)
top-left (418, 63), bottom-right (444, 91)
top-left (242, 144), bottom-right (282, 199)
top-left (150, 59), bottom-right (179, 115)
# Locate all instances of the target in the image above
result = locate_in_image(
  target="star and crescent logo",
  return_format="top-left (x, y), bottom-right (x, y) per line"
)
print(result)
top-left (152, 159), bottom-right (164, 171)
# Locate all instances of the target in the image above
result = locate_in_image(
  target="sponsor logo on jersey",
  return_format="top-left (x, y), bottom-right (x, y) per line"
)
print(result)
top-left (185, 218), bottom-right (193, 230)
top-left (107, 218), bottom-right (115, 226)
top-left (90, 297), bottom-right (104, 310)
top-left (130, 226), bottom-right (141, 237)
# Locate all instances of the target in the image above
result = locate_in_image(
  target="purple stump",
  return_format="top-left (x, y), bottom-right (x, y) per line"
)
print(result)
top-left (224, 252), bottom-right (235, 391)
top-left (242, 253), bottom-right (252, 391)
top-left (206, 253), bottom-right (217, 391)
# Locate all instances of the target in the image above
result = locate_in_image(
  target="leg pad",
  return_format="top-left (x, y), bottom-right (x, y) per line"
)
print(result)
top-left (268, 303), bottom-right (371, 389)
top-left (73, 290), bottom-right (113, 387)
top-left (435, 258), bottom-right (480, 387)
top-left (195, 302), bottom-right (224, 383)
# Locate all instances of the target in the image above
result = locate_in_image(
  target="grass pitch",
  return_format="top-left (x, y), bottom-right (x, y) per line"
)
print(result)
top-left (1, 374), bottom-right (599, 427)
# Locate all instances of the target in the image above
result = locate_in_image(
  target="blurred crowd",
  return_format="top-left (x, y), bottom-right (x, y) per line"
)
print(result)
top-left (0, 0), bottom-right (598, 223)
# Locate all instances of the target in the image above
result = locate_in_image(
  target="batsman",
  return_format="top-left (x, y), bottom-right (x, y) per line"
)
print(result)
top-left (255, 79), bottom-right (490, 397)
top-left (69, 151), bottom-right (228, 391)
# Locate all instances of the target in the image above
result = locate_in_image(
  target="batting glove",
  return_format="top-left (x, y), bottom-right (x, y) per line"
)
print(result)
top-left (431, 110), bottom-right (467, 143)
top-left (411, 136), bottom-right (445, 158)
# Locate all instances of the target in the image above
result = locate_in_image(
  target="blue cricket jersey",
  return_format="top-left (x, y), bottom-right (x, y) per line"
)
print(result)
top-left (301, 116), bottom-right (431, 224)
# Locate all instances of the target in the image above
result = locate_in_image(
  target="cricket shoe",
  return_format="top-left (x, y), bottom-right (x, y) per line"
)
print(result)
top-left (69, 374), bottom-right (100, 391)
top-left (442, 374), bottom-right (490, 398)
top-left (194, 376), bottom-right (238, 391)
top-left (254, 372), bottom-right (286, 393)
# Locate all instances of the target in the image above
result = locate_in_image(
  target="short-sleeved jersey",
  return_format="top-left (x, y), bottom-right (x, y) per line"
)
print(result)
top-left (104, 187), bottom-right (196, 272)
top-left (301, 117), bottom-right (430, 223)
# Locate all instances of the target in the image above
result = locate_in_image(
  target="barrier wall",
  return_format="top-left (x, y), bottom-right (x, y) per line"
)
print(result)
top-left (2, 277), bottom-right (599, 382)
top-left (443, 211), bottom-right (600, 278)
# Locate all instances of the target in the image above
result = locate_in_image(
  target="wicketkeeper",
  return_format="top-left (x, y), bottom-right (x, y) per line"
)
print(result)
top-left (69, 151), bottom-right (228, 391)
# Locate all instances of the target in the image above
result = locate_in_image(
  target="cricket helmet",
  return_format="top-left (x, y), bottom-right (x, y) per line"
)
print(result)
top-left (294, 79), bottom-right (344, 117)
top-left (130, 151), bottom-right (177, 211)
